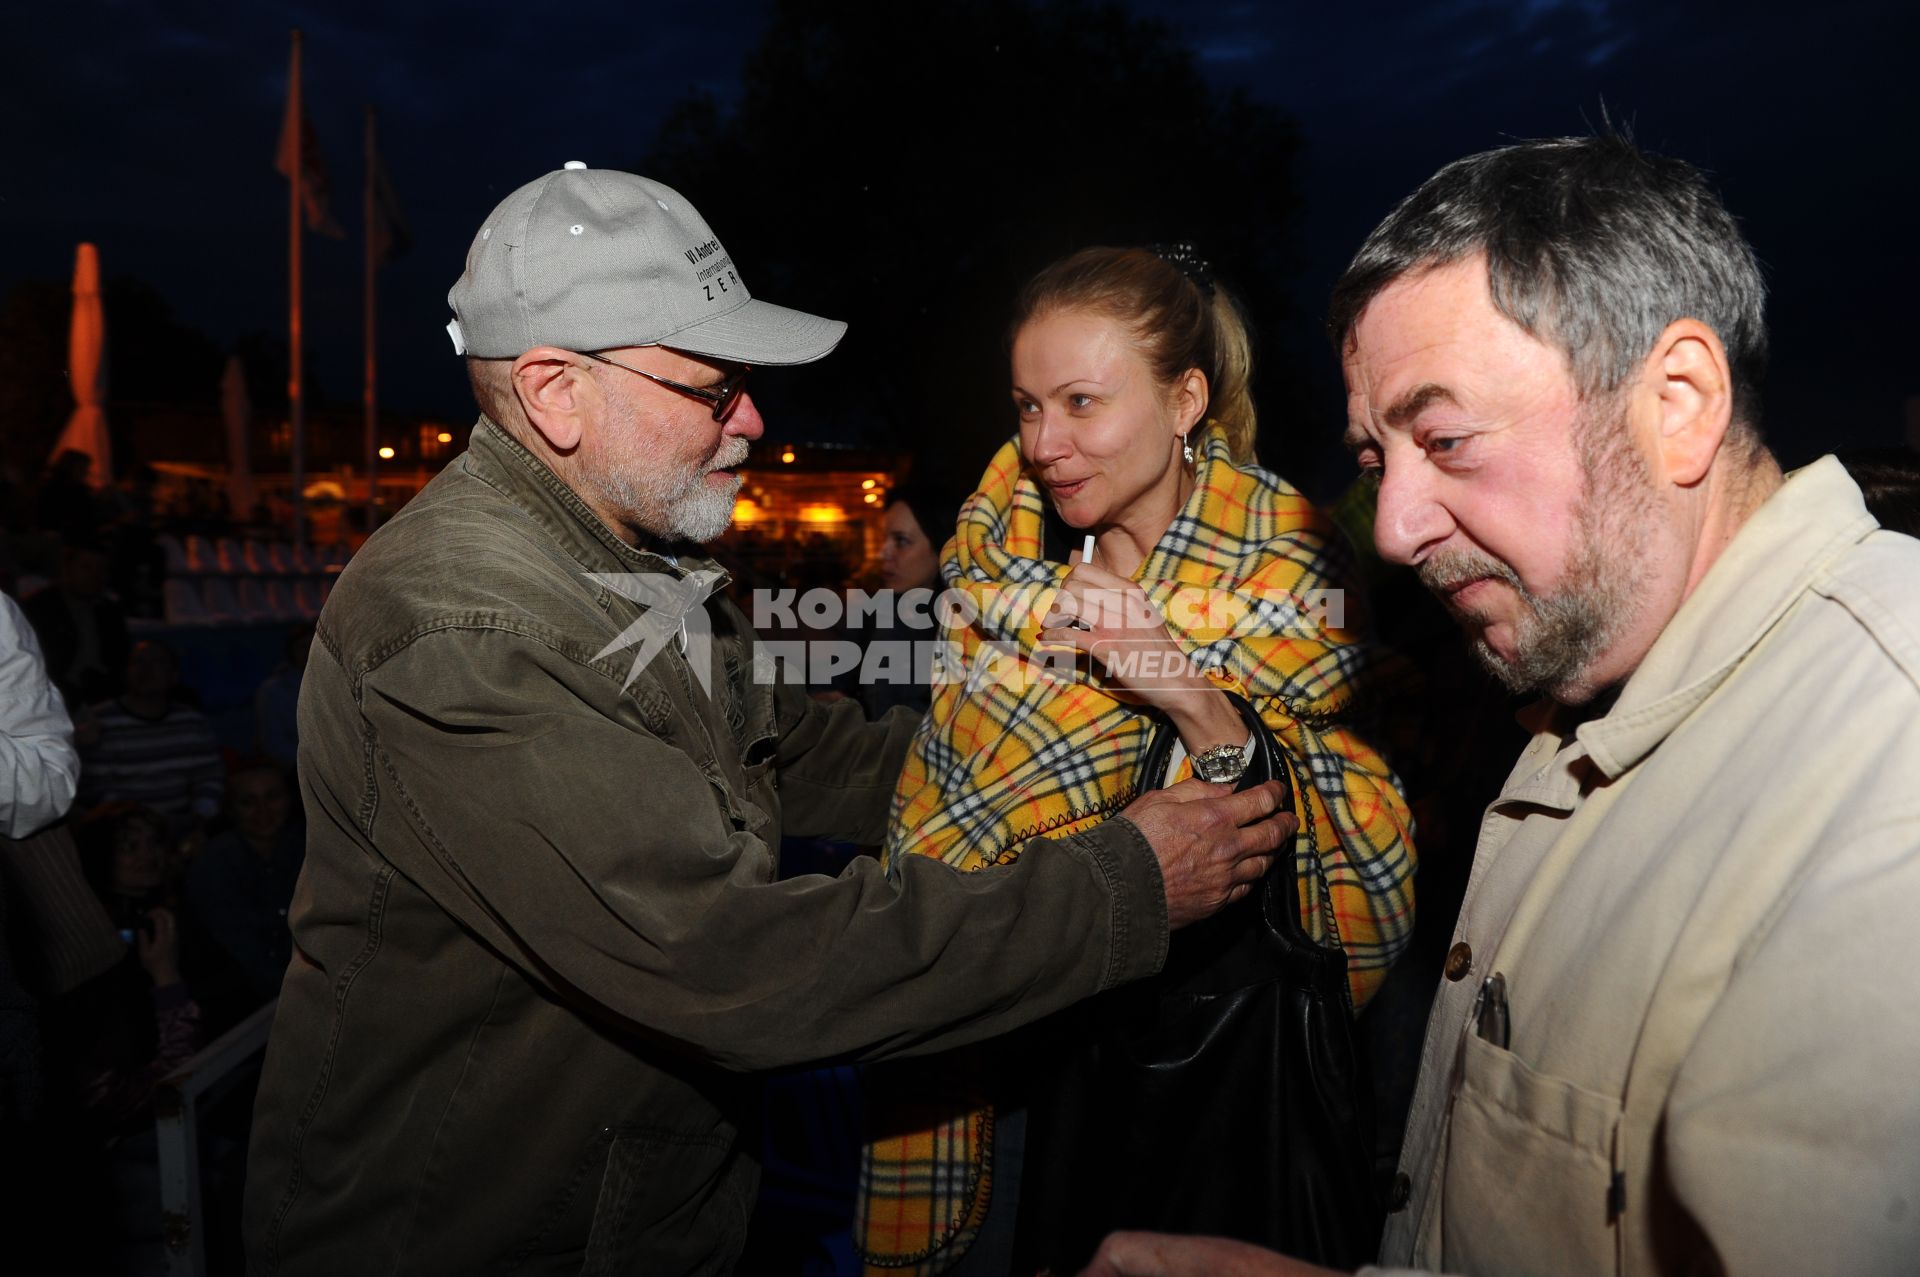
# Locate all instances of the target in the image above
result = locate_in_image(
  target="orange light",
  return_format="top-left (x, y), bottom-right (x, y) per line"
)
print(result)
top-left (732, 496), bottom-right (762, 523)
top-left (436, 432), bottom-right (454, 444)
top-left (378, 446), bottom-right (396, 460)
top-left (798, 503), bottom-right (846, 524)
top-left (860, 478), bottom-right (876, 490)
top-left (781, 449), bottom-right (796, 464)
top-left (863, 492), bottom-right (879, 504)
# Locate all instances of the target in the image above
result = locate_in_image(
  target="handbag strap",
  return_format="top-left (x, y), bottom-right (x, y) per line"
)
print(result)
top-left (1136, 694), bottom-right (1323, 950)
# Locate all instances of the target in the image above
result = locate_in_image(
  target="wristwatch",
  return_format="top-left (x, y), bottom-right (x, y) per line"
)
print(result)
top-left (1190, 741), bottom-right (1250, 785)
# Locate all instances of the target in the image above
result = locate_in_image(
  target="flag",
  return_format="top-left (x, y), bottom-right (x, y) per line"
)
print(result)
top-left (276, 41), bottom-right (344, 239)
top-left (368, 132), bottom-right (412, 265)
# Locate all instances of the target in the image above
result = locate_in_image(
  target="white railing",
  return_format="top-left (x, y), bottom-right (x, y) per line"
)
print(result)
top-left (152, 999), bottom-right (277, 1276)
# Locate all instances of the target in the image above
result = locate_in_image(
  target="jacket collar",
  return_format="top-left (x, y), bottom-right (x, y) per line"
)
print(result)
top-left (461, 416), bottom-right (717, 583)
top-left (1491, 456), bottom-right (1874, 815)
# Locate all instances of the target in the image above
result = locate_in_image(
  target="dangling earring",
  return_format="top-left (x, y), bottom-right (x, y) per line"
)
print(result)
top-left (1181, 433), bottom-right (1195, 466)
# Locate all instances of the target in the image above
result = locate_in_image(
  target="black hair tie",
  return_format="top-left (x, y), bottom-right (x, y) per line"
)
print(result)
top-left (1152, 241), bottom-right (1216, 298)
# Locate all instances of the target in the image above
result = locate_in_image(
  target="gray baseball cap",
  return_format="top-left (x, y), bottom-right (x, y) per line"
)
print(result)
top-left (446, 162), bottom-right (845, 365)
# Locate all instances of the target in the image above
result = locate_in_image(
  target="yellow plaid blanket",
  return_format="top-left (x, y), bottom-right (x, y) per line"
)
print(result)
top-left (855, 434), bottom-right (1416, 1271)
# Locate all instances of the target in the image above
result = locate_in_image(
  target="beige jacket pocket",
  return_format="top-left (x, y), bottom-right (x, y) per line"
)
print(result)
top-left (1443, 1032), bottom-right (1622, 1277)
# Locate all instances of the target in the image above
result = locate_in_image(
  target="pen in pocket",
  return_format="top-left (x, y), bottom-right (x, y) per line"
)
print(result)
top-left (1474, 972), bottom-right (1510, 1049)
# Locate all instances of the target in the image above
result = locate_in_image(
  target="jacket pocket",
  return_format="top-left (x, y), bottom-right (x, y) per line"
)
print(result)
top-left (1442, 1032), bottom-right (1622, 1277)
top-left (581, 1126), bottom-right (752, 1276)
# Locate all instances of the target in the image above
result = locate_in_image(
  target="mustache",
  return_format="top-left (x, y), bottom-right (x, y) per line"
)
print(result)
top-left (707, 439), bottom-right (750, 472)
top-left (1418, 550), bottom-right (1526, 599)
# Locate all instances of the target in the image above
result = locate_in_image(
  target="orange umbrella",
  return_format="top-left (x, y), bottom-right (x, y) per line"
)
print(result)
top-left (50, 242), bottom-right (112, 487)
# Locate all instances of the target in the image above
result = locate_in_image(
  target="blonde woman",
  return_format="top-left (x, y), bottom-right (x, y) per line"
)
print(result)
top-left (857, 246), bottom-right (1416, 1273)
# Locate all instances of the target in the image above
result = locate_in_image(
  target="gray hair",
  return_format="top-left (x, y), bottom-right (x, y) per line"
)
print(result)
top-left (1329, 133), bottom-right (1769, 439)
top-left (465, 357), bottom-right (528, 432)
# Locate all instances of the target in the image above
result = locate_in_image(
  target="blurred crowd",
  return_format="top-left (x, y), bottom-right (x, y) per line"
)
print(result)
top-left (1, 451), bottom-right (315, 1273)
top-left (1, 449), bottom-right (261, 617)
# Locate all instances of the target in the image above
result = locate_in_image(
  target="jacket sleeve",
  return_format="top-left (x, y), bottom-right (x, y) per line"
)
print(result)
top-left (768, 680), bottom-right (919, 845)
top-left (355, 627), bottom-right (1167, 1071)
top-left (1658, 815), bottom-right (1920, 1275)
top-left (0, 594), bottom-right (80, 839)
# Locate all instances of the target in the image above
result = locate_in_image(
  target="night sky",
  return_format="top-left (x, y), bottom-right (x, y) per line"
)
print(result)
top-left (11, 0), bottom-right (1917, 480)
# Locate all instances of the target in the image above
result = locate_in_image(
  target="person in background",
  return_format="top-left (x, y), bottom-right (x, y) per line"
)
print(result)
top-left (65, 805), bottom-right (204, 1131)
top-left (1, 591), bottom-right (80, 841)
top-left (50, 803), bottom-right (208, 1270)
top-left (878, 477), bottom-right (964, 599)
top-left (0, 587), bottom-right (83, 1183)
top-left (76, 640), bottom-right (223, 835)
top-left (252, 625), bottom-right (312, 772)
top-left (21, 537), bottom-right (131, 708)
top-left (186, 760), bottom-right (302, 1008)
top-left (78, 807), bottom-right (179, 939)
top-left (850, 473), bottom-right (972, 720)
top-left (860, 245), bottom-right (1415, 1275)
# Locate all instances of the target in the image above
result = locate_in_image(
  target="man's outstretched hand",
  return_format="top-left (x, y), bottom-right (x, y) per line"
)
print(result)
top-left (1118, 779), bottom-right (1296, 930)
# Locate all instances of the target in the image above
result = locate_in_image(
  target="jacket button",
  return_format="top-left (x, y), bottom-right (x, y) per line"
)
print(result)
top-left (1444, 942), bottom-right (1473, 982)
top-left (1386, 1171), bottom-right (1411, 1212)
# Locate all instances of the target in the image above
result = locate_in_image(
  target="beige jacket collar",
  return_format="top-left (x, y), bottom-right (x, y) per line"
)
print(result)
top-left (1501, 456), bottom-right (1875, 813)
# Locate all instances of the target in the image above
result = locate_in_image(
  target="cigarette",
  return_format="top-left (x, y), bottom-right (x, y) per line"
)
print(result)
top-left (1081, 534), bottom-right (1096, 565)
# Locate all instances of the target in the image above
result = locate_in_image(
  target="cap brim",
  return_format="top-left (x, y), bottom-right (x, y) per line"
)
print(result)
top-left (662, 298), bottom-right (847, 367)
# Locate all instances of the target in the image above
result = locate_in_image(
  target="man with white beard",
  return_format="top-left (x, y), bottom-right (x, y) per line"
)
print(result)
top-left (245, 163), bottom-right (1295, 1274)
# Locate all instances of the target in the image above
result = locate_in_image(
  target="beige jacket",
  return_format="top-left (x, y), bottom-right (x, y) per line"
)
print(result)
top-left (1372, 457), bottom-right (1920, 1276)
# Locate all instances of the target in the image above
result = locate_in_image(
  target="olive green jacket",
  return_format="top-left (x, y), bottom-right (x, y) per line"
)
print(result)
top-left (245, 420), bottom-right (1169, 1275)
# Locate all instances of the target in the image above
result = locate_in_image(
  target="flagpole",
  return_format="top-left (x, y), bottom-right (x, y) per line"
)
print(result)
top-left (288, 28), bottom-right (307, 552)
top-left (363, 104), bottom-right (379, 537)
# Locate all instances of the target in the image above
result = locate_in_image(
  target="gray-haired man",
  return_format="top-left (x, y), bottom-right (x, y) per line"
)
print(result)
top-left (1081, 134), bottom-right (1920, 1277)
top-left (243, 163), bottom-right (1293, 1274)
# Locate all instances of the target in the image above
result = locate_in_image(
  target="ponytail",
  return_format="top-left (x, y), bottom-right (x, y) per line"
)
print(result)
top-left (1203, 287), bottom-right (1259, 463)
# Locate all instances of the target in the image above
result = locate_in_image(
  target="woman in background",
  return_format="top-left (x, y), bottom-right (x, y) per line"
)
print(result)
top-left (852, 475), bottom-right (971, 720)
top-left (856, 246), bottom-right (1416, 1274)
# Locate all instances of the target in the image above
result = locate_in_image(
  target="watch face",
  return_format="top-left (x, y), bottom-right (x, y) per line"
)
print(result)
top-left (1193, 748), bottom-right (1246, 783)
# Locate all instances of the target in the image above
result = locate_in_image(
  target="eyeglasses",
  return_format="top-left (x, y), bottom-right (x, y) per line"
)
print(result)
top-left (579, 350), bottom-right (751, 422)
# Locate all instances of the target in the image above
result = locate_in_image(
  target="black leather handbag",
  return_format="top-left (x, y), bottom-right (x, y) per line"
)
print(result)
top-left (1012, 696), bottom-right (1384, 1273)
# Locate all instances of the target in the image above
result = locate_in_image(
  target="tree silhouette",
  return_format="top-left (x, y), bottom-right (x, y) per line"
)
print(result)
top-left (0, 281), bottom-right (71, 476)
top-left (642, 0), bottom-right (1310, 484)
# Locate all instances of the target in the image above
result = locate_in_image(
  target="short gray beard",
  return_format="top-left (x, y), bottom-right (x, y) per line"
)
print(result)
top-left (593, 435), bottom-right (749, 544)
top-left (1420, 404), bottom-right (1655, 702)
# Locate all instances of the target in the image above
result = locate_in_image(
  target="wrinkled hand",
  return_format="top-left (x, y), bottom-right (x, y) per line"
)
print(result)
top-left (137, 907), bottom-right (182, 988)
top-left (1040, 557), bottom-right (1208, 711)
top-left (1119, 779), bottom-right (1295, 929)
top-left (1077, 1231), bottom-right (1347, 1277)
